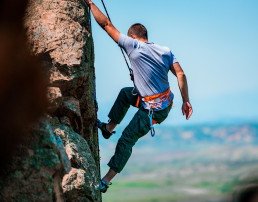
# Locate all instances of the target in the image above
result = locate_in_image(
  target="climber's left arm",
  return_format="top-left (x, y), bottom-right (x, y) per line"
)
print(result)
top-left (170, 62), bottom-right (193, 120)
top-left (85, 0), bottom-right (120, 43)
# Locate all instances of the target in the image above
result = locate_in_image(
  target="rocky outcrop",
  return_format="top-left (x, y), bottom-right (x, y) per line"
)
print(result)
top-left (0, 118), bottom-right (71, 201)
top-left (0, 0), bottom-right (100, 201)
top-left (52, 119), bottom-right (99, 201)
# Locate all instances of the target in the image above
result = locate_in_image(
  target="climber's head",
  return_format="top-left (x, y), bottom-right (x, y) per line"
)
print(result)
top-left (128, 23), bottom-right (148, 42)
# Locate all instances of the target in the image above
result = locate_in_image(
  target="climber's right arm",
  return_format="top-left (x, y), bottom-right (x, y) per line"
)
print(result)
top-left (85, 0), bottom-right (120, 43)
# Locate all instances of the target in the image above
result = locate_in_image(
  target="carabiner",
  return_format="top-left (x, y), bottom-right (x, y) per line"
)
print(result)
top-left (148, 108), bottom-right (155, 137)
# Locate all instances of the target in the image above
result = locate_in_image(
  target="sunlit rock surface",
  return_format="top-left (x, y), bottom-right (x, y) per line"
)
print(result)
top-left (0, 0), bottom-right (100, 201)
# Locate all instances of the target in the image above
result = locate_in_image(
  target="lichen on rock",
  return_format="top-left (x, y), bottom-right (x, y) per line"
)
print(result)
top-left (0, 118), bottom-right (71, 201)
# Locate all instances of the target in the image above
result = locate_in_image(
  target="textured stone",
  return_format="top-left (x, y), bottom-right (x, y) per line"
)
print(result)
top-left (52, 123), bottom-right (100, 201)
top-left (24, 0), bottom-right (92, 94)
top-left (47, 87), bottom-right (63, 113)
top-left (62, 96), bottom-right (83, 134)
top-left (62, 168), bottom-right (99, 202)
top-left (0, 0), bottom-right (100, 201)
top-left (24, 0), bottom-right (99, 162)
top-left (0, 118), bottom-right (70, 202)
top-left (55, 136), bottom-right (72, 174)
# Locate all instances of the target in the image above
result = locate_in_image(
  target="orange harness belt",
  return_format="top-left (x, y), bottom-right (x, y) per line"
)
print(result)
top-left (144, 87), bottom-right (171, 102)
top-left (134, 88), bottom-right (173, 137)
top-left (135, 87), bottom-right (172, 109)
top-left (135, 87), bottom-right (172, 125)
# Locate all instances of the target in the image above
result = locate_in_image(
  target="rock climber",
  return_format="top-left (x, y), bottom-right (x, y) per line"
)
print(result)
top-left (84, 0), bottom-right (193, 193)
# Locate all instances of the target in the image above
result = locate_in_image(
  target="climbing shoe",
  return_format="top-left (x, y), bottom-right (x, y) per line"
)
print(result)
top-left (97, 119), bottom-right (115, 139)
top-left (99, 179), bottom-right (112, 193)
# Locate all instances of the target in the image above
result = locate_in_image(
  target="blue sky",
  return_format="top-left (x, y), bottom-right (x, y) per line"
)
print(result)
top-left (91, 0), bottom-right (258, 126)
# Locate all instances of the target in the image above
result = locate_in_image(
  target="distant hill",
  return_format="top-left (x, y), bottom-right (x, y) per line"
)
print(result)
top-left (100, 122), bottom-right (258, 152)
top-left (100, 123), bottom-right (258, 202)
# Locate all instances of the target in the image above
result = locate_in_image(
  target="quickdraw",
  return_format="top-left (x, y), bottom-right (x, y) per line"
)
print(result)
top-left (148, 108), bottom-right (155, 137)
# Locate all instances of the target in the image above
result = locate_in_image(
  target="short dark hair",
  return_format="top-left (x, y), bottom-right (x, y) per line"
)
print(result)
top-left (128, 23), bottom-right (148, 40)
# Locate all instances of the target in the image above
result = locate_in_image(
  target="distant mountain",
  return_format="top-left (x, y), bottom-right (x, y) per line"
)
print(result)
top-left (153, 123), bottom-right (258, 144)
top-left (99, 123), bottom-right (258, 152)
top-left (100, 123), bottom-right (258, 202)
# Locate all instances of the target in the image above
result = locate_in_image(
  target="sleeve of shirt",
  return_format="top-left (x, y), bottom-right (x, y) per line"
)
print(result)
top-left (118, 33), bottom-right (138, 56)
top-left (169, 51), bottom-right (178, 66)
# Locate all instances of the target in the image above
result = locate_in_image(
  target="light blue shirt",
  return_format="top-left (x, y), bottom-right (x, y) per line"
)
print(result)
top-left (118, 33), bottom-right (178, 110)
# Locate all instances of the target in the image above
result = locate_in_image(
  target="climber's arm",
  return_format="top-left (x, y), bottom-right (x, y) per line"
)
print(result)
top-left (170, 62), bottom-right (193, 120)
top-left (85, 0), bottom-right (120, 43)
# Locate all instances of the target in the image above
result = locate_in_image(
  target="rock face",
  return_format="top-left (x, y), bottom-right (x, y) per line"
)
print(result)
top-left (52, 119), bottom-right (100, 201)
top-left (0, 0), bottom-right (100, 201)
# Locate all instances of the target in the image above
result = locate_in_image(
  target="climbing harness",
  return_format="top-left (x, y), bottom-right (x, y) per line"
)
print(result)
top-left (99, 0), bottom-right (173, 137)
top-left (135, 87), bottom-right (173, 137)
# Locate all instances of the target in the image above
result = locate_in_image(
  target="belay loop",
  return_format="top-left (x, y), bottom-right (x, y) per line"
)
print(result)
top-left (148, 108), bottom-right (155, 137)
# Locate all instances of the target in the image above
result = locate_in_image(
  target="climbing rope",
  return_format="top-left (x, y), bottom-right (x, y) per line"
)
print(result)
top-left (100, 0), bottom-right (134, 78)
top-left (98, 0), bottom-right (161, 138)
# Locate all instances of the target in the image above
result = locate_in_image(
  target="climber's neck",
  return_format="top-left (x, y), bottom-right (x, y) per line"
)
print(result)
top-left (129, 34), bottom-right (148, 42)
top-left (137, 38), bottom-right (148, 42)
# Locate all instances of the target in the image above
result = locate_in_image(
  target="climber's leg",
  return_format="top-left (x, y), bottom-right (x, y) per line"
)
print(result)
top-left (101, 105), bottom-right (172, 191)
top-left (108, 87), bottom-right (138, 126)
top-left (102, 168), bottom-right (117, 184)
top-left (106, 121), bottom-right (117, 133)
top-left (106, 105), bottom-right (172, 174)
top-left (107, 108), bottom-right (150, 173)
top-left (98, 87), bottom-right (138, 139)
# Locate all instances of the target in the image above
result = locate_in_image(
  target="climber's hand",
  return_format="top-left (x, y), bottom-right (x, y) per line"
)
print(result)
top-left (182, 102), bottom-right (192, 120)
top-left (84, 0), bottom-right (93, 6)
top-left (85, 0), bottom-right (120, 43)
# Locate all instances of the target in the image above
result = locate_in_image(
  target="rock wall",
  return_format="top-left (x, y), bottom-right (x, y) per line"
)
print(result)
top-left (0, 0), bottom-right (101, 201)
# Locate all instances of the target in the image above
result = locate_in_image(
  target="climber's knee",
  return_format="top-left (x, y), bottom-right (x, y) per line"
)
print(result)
top-left (118, 87), bottom-right (132, 99)
top-left (119, 130), bottom-right (138, 148)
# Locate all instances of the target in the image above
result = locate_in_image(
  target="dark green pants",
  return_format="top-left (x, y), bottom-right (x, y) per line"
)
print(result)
top-left (107, 87), bottom-right (172, 173)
